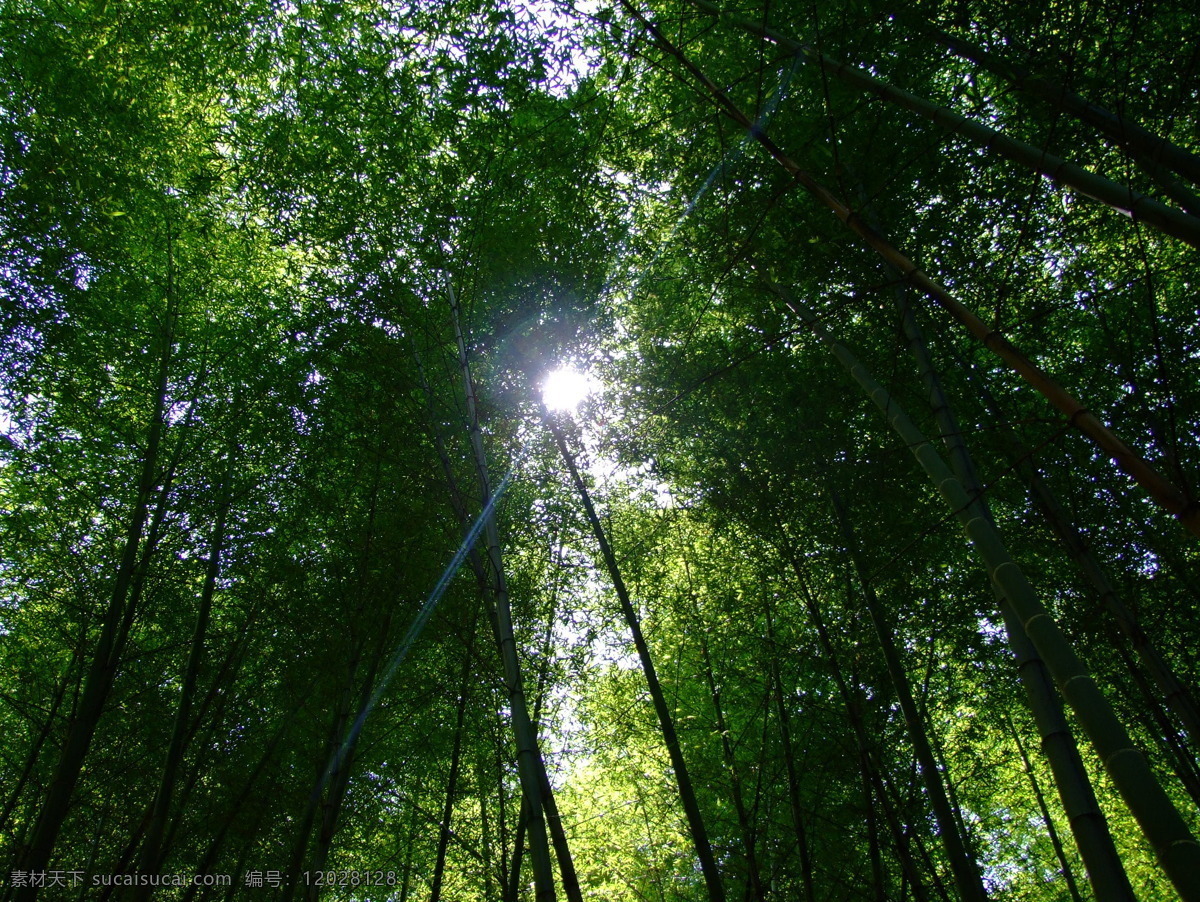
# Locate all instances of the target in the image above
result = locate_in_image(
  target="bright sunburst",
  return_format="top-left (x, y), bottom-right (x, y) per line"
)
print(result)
top-left (542, 367), bottom-right (592, 413)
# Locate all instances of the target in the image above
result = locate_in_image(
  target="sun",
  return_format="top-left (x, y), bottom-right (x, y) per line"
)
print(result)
top-left (541, 367), bottom-right (592, 413)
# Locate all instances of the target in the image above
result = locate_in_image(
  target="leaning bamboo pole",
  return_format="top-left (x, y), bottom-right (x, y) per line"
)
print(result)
top-left (619, 0), bottom-right (1200, 539)
top-left (946, 339), bottom-right (1200, 778)
top-left (685, 0), bottom-right (1200, 247)
top-left (902, 13), bottom-right (1200, 197)
top-left (828, 491), bottom-right (990, 902)
top-left (545, 414), bottom-right (728, 902)
top-left (884, 276), bottom-right (1136, 900)
top-left (765, 279), bottom-right (1200, 899)
top-left (449, 286), bottom-right (558, 902)
top-left (414, 329), bottom-right (583, 902)
top-left (1005, 713), bottom-right (1087, 902)
top-left (780, 552), bottom-right (949, 898)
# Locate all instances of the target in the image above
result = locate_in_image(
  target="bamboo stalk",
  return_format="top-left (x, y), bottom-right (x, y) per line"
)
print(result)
top-left (431, 615), bottom-right (480, 902)
top-left (415, 324), bottom-right (579, 902)
top-left (14, 270), bottom-right (181, 898)
top-left (546, 413), bottom-right (728, 902)
top-left (1006, 713), bottom-right (1086, 902)
top-left (883, 266), bottom-right (1136, 899)
top-left (686, 0), bottom-right (1200, 246)
top-left (134, 444), bottom-right (235, 895)
top-left (904, 14), bottom-right (1200, 191)
top-left (620, 0), bottom-right (1200, 539)
top-left (781, 555), bottom-right (941, 898)
top-left (769, 280), bottom-right (1200, 899)
top-left (449, 285), bottom-right (558, 902)
top-left (956, 346), bottom-right (1200, 776)
top-left (695, 626), bottom-right (768, 901)
top-left (763, 601), bottom-right (818, 902)
top-left (829, 492), bottom-right (989, 902)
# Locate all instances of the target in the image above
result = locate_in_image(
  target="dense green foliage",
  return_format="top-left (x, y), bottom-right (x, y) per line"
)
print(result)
top-left (2, 0), bottom-right (1198, 899)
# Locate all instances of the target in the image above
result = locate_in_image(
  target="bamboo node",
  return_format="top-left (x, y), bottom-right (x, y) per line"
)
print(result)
top-left (1066, 406), bottom-right (1092, 427)
top-left (992, 560), bottom-right (1023, 584)
top-left (1021, 609), bottom-right (1050, 631)
top-left (1102, 746), bottom-right (1143, 769)
top-left (1060, 672), bottom-right (1093, 693)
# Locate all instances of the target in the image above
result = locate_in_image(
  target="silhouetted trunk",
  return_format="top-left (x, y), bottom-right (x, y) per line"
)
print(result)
top-left (625, 5), bottom-right (1200, 537)
top-left (768, 282), bottom-right (1198, 897)
top-left (431, 616), bottom-right (480, 902)
top-left (886, 281), bottom-right (1136, 902)
top-left (829, 491), bottom-right (988, 902)
top-left (1006, 714), bottom-right (1086, 902)
top-left (450, 285), bottom-right (557, 902)
top-left (134, 450), bottom-right (235, 895)
top-left (547, 414), bottom-right (727, 902)
top-left (763, 603), bottom-right (815, 902)
top-left (693, 625), bottom-right (766, 902)
top-left (179, 695), bottom-right (307, 902)
top-left (686, 0), bottom-right (1200, 246)
top-left (0, 639), bottom-right (81, 839)
top-left (782, 553), bottom-right (969, 901)
top-left (15, 289), bottom-right (180, 899)
top-left (904, 12), bottom-right (1200, 201)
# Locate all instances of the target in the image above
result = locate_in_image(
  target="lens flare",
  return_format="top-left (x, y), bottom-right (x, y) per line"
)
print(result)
top-left (542, 367), bottom-right (591, 412)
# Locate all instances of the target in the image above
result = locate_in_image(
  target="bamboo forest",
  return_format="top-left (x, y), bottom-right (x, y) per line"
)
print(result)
top-left (3, 0), bottom-right (1200, 898)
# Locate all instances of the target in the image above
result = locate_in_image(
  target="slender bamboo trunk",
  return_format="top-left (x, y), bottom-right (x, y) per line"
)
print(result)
top-left (927, 296), bottom-right (1200, 767)
top-left (861, 732), bottom-right (885, 902)
top-left (134, 451), bottom-right (235, 894)
top-left (397, 803), bottom-right (420, 902)
top-left (902, 13), bottom-right (1200, 191)
top-left (179, 694), bottom-right (308, 902)
top-left (546, 414), bottom-right (727, 902)
top-left (416, 339), bottom-right (524, 902)
top-left (74, 756), bottom-right (124, 896)
top-left (507, 797), bottom-right (527, 902)
top-left (422, 313), bottom-right (578, 900)
top-left (955, 339), bottom-right (1200, 784)
top-left (158, 610), bottom-right (261, 868)
top-left (619, 1), bottom-right (1200, 538)
top-left (282, 638), bottom-right (365, 900)
top-left (696, 630), bottom-right (767, 902)
top-left (282, 443), bottom-right (400, 899)
top-left (763, 603), bottom-right (816, 902)
top-left (885, 274), bottom-right (1137, 900)
top-left (450, 286), bottom-right (556, 902)
top-left (431, 616), bottom-right (480, 902)
top-left (846, 641), bottom-right (887, 899)
top-left (828, 491), bottom-right (989, 902)
top-left (15, 294), bottom-right (179, 898)
top-left (303, 596), bottom-right (399, 896)
top-left (1023, 458), bottom-right (1200, 752)
top-left (478, 754), bottom-right (500, 902)
top-left (996, 596), bottom-right (1136, 896)
top-left (783, 553), bottom-right (968, 900)
top-left (771, 283), bottom-right (1200, 897)
top-left (1006, 714), bottom-right (1086, 902)
top-left (876, 768), bottom-right (941, 902)
top-left (98, 802), bottom-right (151, 900)
top-left (1116, 639), bottom-right (1200, 806)
top-left (529, 612), bottom-right (583, 902)
top-left (748, 709), bottom-right (772, 896)
top-left (0, 640), bottom-right (79, 837)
